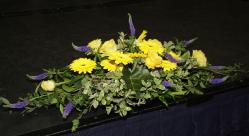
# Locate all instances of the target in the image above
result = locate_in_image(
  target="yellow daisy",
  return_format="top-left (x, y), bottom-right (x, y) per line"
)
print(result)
top-left (161, 60), bottom-right (177, 71)
top-left (108, 51), bottom-right (133, 65)
top-left (128, 53), bottom-right (147, 58)
top-left (138, 39), bottom-right (164, 55)
top-left (192, 50), bottom-right (207, 67)
top-left (100, 59), bottom-right (123, 72)
top-left (145, 51), bottom-right (163, 69)
top-left (69, 58), bottom-right (96, 74)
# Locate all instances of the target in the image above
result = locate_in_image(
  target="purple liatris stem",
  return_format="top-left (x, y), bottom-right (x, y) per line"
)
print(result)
top-left (128, 13), bottom-right (135, 36)
top-left (27, 72), bottom-right (48, 80)
top-left (72, 43), bottom-right (90, 52)
top-left (209, 66), bottom-right (225, 70)
top-left (8, 99), bottom-right (29, 109)
top-left (164, 52), bottom-right (179, 63)
top-left (162, 80), bottom-right (172, 87)
top-left (209, 76), bottom-right (229, 85)
top-left (182, 37), bottom-right (198, 46)
top-left (63, 102), bottom-right (74, 118)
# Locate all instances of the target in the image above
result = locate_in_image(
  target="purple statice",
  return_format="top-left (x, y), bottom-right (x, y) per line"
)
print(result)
top-left (209, 66), bottom-right (225, 70)
top-left (164, 52), bottom-right (179, 63)
top-left (128, 13), bottom-right (135, 36)
top-left (72, 43), bottom-right (90, 52)
top-left (209, 76), bottom-right (229, 85)
top-left (27, 72), bottom-right (48, 80)
top-left (9, 99), bottom-right (29, 109)
top-left (63, 102), bottom-right (74, 118)
top-left (182, 37), bottom-right (198, 46)
top-left (162, 80), bottom-right (172, 87)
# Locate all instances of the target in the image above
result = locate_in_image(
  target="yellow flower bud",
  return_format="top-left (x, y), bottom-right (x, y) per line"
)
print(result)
top-left (41, 80), bottom-right (56, 91)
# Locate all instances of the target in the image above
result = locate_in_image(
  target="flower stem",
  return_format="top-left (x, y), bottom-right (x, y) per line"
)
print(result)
top-left (56, 80), bottom-right (71, 86)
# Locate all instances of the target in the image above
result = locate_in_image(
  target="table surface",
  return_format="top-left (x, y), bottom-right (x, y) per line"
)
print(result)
top-left (0, 0), bottom-right (249, 135)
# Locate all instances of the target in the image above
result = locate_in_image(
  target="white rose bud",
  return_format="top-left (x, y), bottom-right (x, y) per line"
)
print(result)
top-left (41, 80), bottom-right (56, 91)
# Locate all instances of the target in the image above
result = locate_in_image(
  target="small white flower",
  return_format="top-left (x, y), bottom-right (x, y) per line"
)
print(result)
top-left (41, 80), bottom-right (56, 91)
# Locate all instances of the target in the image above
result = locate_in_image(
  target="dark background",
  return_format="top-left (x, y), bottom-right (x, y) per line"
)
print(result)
top-left (0, 0), bottom-right (249, 135)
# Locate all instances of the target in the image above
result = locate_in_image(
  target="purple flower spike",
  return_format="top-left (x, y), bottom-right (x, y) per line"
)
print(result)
top-left (209, 66), bottom-right (225, 70)
top-left (162, 80), bottom-right (172, 87)
top-left (72, 43), bottom-right (90, 52)
top-left (182, 37), bottom-right (198, 46)
top-left (9, 99), bottom-right (29, 109)
top-left (209, 76), bottom-right (229, 85)
top-left (164, 52), bottom-right (179, 63)
top-left (63, 102), bottom-right (74, 118)
top-left (27, 72), bottom-right (48, 80)
top-left (128, 13), bottom-right (135, 36)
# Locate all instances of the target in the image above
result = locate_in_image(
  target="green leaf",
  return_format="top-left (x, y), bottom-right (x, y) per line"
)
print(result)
top-left (187, 87), bottom-right (204, 95)
top-left (158, 96), bottom-right (169, 107)
top-left (168, 90), bottom-right (187, 97)
top-left (101, 99), bottom-right (107, 105)
top-left (125, 106), bottom-right (132, 111)
top-left (106, 72), bottom-right (123, 79)
top-left (157, 84), bottom-right (165, 90)
top-left (199, 82), bottom-right (206, 88)
top-left (106, 104), bottom-right (113, 115)
top-left (62, 85), bottom-right (77, 93)
top-left (122, 65), bottom-right (152, 93)
top-left (153, 78), bottom-right (161, 85)
top-left (92, 100), bottom-right (99, 109)
top-left (71, 119), bottom-right (80, 132)
top-left (59, 104), bottom-right (64, 115)
top-left (181, 51), bottom-right (190, 60)
top-left (49, 98), bottom-right (58, 104)
top-left (0, 97), bottom-right (10, 105)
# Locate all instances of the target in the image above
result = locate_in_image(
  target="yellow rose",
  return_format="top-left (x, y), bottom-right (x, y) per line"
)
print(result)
top-left (87, 39), bottom-right (102, 53)
top-left (192, 50), bottom-right (207, 67)
top-left (41, 80), bottom-right (56, 91)
top-left (99, 39), bottom-right (117, 56)
top-left (145, 51), bottom-right (163, 69)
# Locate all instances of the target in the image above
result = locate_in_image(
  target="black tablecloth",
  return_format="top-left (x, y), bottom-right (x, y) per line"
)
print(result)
top-left (0, 0), bottom-right (249, 135)
top-left (64, 86), bottom-right (249, 136)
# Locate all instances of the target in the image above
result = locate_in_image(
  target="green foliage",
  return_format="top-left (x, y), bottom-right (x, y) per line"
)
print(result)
top-left (123, 65), bottom-right (152, 93)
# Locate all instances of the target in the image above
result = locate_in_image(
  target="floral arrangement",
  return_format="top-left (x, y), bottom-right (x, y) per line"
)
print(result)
top-left (0, 14), bottom-right (239, 132)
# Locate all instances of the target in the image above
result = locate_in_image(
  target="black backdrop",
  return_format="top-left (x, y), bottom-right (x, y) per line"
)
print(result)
top-left (0, 0), bottom-right (249, 135)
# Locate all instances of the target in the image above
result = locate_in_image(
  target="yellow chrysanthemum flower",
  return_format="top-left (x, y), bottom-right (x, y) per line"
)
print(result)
top-left (99, 39), bottom-right (117, 56)
top-left (128, 53), bottom-right (147, 58)
top-left (161, 60), bottom-right (177, 71)
top-left (69, 58), bottom-right (97, 74)
top-left (192, 50), bottom-right (207, 67)
top-left (100, 59), bottom-right (123, 72)
top-left (138, 39), bottom-right (164, 55)
top-left (169, 51), bottom-right (181, 61)
top-left (138, 30), bottom-right (147, 42)
top-left (145, 51), bottom-right (163, 69)
top-left (108, 51), bottom-right (133, 65)
top-left (87, 39), bottom-right (102, 52)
